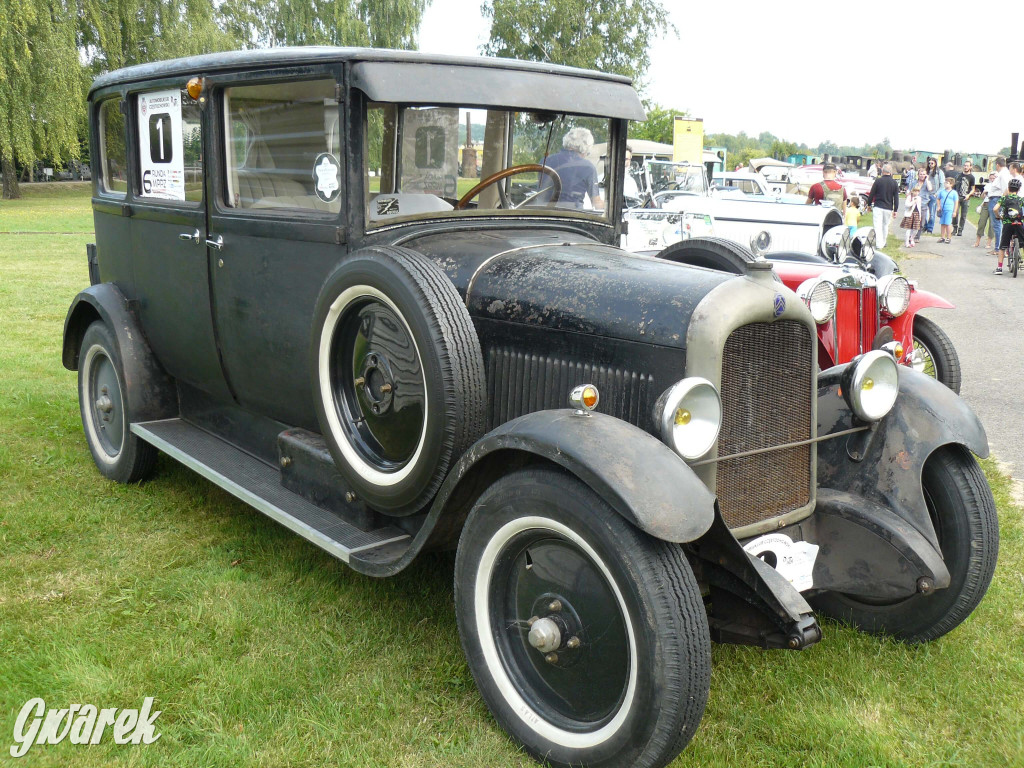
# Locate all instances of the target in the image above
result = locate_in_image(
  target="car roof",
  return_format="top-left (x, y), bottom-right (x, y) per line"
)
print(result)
top-left (90, 47), bottom-right (646, 121)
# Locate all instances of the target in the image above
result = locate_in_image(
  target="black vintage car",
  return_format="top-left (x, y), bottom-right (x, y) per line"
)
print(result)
top-left (63, 49), bottom-right (998, 768)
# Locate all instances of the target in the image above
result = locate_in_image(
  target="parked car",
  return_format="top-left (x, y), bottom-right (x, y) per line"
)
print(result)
top-left (788, 163), bottom-right (873, 206)
top-left (656, 228), bottom-right (962, 392)
top-left (712, 170), bottom-right (805, 204)
top-left (64, 48), bottom-right (998, 768)
top-left (623, 159), bottom-right (843, 254)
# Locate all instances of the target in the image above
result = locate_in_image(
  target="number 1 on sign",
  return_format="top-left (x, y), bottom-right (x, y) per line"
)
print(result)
top-left (156, 118), bottom-right (164, 160)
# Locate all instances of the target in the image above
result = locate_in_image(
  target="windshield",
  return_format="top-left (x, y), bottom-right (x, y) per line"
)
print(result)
top-left (646, 161), bottom-right (708, 197)
top-left (364, 104), bottom-right (612, 227)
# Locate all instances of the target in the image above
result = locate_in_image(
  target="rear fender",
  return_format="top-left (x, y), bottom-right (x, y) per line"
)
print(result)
top-left (816, 363), bottom-right (987, 551)
top-left (62, 283), bottom-right (177, 423)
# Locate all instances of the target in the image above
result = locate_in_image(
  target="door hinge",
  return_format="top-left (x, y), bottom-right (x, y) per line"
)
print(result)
top-left (335, 226), bottom-right (347, 245)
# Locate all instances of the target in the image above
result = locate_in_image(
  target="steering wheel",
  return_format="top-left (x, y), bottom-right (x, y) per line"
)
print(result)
top-left (455, 164), bottom-right (562, 210)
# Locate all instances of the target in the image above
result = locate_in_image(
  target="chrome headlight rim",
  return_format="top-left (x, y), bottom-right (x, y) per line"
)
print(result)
top-left (877, 274), bottom-right (911, 317)
top-left (653, 377), bottom-right (722, 461)
top-left (796, 276), bottom-right (838, 324)
top-left (842, 350), bottom-right (899, 422)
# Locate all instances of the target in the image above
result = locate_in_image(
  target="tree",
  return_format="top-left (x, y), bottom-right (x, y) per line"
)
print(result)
top-left (79, 0), bottom-right (237, 73)
top-left (1, 0), bottom-right (83, 198)
top-left (628, 102), bottom-right (686, 145)
top-left (220, 0), bottom-right (428, 49)
top-left (482, 0), bottom-right (674, 85)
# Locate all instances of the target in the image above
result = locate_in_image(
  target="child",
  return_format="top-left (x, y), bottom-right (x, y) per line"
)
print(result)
top-left (845, 195), bottom-right (861, 235)
top-left (936, 177), bottom-right (959, 243)
top-left (900, 187), bottom-right (923, 247)
top-left (992, 177), bottom-right (1024, 274)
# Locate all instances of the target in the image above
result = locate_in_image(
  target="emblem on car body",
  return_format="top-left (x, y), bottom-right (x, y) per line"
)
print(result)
top-left (773, 293), bottom-right (786, 317)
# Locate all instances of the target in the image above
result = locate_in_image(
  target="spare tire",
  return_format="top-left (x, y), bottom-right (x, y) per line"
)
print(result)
top-left (655, 237), bottom-right (757, 274)
top-left (311, 246), bottom-right (485, 515)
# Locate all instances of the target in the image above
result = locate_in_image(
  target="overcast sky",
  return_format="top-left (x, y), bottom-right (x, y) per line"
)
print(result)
top-left (419, 0), bottom-right (1009, 155)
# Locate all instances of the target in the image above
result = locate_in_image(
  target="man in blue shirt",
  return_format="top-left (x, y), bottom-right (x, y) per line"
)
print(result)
top-left (541, 128), bottom-right (603, 210)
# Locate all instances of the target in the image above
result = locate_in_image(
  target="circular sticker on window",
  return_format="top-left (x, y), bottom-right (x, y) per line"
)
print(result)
top-left (312, 153), bottom-right (341, 203)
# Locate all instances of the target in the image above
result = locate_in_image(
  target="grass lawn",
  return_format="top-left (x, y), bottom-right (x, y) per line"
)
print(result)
top-left (2, 184), bottom-right (1024, 767)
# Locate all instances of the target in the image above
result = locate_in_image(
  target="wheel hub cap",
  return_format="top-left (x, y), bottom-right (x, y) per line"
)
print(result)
top-left (356, 353), bottom-right (396, 415)
top-left (527, 617), bottom-right (561, 653)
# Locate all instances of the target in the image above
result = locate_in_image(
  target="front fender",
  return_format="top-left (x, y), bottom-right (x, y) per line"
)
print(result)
top-left (347, 410), bottom-right (717, 578)
top-left (816, 363), bottom-right (988, 549)
top-left (443, 410), bottom-right (717, 544)
top-left (884, 288), bottom-right (956, 351)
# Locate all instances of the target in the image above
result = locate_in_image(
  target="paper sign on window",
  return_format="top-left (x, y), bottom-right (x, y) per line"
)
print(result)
top-left (400, 108), bottom-right (458, 197)
top-left (138, 90), bottom-right (186, 200)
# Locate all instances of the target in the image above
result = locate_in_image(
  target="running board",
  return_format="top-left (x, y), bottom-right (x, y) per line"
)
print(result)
top-left (132, 419), bottom-right (411, 563)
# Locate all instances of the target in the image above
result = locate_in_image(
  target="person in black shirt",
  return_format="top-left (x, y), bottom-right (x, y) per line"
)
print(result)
top-left (866, 163), bottom-right (900, 248)
top-left (952, 159), bottom-right (976, 236)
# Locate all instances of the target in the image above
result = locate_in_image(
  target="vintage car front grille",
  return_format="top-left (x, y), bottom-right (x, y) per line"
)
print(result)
top-left (834, 284), bottom-right (881, 361)
top-left (485, 347), bottom-right (656, 431)
top-left (716, 321), bottom-right (813, 530)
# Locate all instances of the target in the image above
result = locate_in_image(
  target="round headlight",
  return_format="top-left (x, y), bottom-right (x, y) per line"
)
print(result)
top-left (654, 377), bottom-right (722, 460)
top-left (749, 230), bottom-right (772, 256)
top-left (878, 275), bottom-right (911, 316)
top-left (842, 350), bottom-right (899, 422)
top-left (796, 277), bottom-right (837, 323)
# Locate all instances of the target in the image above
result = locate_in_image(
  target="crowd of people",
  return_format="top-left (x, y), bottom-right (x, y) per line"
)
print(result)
top-left (897, 156), bottom-right (1023, 274)
top-left (804, 154), bottom-right (1024, 275)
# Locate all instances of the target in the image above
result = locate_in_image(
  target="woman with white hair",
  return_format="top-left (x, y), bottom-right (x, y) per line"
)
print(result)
top-left (540, 127), bottom-right (603, 209)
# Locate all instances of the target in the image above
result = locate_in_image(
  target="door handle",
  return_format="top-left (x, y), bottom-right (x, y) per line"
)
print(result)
top-left (178, 230), bottom-right (200, 244)
top-left (205, 235), bottom-right (224, 250)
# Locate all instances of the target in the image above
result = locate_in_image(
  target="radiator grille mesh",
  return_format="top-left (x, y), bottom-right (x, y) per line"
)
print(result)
top-left (716, 321), bottom-right (813, 529)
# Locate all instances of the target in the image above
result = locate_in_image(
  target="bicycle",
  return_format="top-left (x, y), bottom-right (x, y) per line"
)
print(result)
top-left (1005, 222), bottom-right (1024, 278)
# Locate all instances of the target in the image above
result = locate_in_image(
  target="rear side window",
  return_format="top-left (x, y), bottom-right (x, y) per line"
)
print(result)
top-left (136, 88), bottom-right (203, 203)
top-left (99, 99), bottom-right (127, 196)
top-left (222, 79), bottom-right (341, 214)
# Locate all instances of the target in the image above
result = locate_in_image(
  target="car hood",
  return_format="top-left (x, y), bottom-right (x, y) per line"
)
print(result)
top-left (405, 229), bottom-right (734, 347)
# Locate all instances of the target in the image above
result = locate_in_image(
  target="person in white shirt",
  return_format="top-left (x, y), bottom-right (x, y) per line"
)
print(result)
top-left (990, 157), bottom-right (1011, 251)
top-left (623, 146), bottom-right (639, 201)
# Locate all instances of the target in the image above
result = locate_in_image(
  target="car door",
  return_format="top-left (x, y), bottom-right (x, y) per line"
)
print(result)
top-left (128, 80), bottom-right (232, 401)
top-left (206, 67), bottom-right (347, 430)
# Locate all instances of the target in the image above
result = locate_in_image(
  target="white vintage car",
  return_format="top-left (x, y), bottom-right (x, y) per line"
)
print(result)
top-left (623, 160), bottom-right (843, 253)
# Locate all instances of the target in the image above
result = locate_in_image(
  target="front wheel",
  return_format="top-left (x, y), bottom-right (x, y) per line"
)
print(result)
top-left (811, 445), bottom-right (998, 643)
top-left (455, 467), bottom-right (711, 768)
top-left (910, 315), bottom-right (962, 394)
top-left (1009, 238), bottom-right (1020, 278)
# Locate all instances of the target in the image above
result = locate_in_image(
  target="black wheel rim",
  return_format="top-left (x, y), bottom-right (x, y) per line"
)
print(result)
top-left (88, 351), bottom-right (125, 457)
top-left (490, 530), bottom-right (631, 730)
top-left (330, 298), bottom-right (426, 471)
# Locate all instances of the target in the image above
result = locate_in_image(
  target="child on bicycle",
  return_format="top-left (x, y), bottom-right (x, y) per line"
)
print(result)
top-left (993, 177), bottom-right (1024, 275)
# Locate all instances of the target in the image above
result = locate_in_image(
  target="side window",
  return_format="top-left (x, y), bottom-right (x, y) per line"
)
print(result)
top-left (99, 99), bottom-right (127, 196)
top-left (223, 79), bottom-right (341, 214)
top-left (136, 88), bottom-right (203, 203)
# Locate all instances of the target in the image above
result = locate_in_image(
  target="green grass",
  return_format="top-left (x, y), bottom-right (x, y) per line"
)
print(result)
top-left (2, 187), bottom-right (1024, 766)
top-left (0, 182), bottom-right (95, 233)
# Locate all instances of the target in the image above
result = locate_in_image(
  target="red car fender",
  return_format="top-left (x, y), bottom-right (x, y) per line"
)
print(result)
top-left (882, 287), bottom-right (955, 360)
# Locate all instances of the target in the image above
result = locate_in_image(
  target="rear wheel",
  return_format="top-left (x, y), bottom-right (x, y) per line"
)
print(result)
top-left (78, 321), bottom-right (157, 483)
top-left (910, 315), bottom-right (962, 394)
top-left (1010, 237), bottom-right (1020, 278)
top-left (811, 445), bottom-right (998, 643)
top-left (455, 467), bottom-right (711, 768)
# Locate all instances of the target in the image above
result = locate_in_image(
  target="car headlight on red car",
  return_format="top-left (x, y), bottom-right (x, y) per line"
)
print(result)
top-left (877, 275), bottom-right (911, 317)
top-left (796, 277), bottom-right (837, 324)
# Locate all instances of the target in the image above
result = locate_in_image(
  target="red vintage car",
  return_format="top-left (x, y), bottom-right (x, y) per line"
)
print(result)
top-left (655, 232), bottom-right (961, 392)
